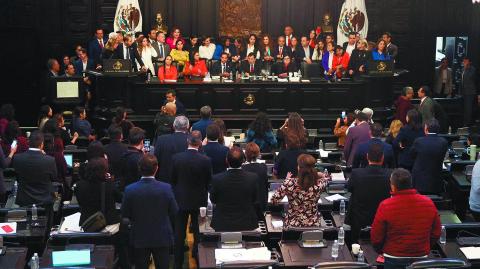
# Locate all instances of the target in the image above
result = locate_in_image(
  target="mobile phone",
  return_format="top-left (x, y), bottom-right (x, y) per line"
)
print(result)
top-left (143, 139), bottom-right (151, 153)
top-left (11, 140), bottom-right (17, 148)
top-left (341, 111), bottom-right (346, 119)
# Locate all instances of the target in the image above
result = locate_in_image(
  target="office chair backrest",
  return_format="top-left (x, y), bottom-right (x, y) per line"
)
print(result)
top-left (406, 258), bottom-right (470, 268)
top-left (309, 261), bottom-right (370, 269)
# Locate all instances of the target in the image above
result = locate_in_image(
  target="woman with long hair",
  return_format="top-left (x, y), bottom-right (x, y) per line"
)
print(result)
top-left (38, 105), bottom-right (52, 131)
top-left (158, 55), bottom-right (178, 82)
top-left (308, 30), bottom-right (316, 48)
top-left (393, 109), bottom-right (425, 169)
top-left (277, 112), bottom-right (307, 149)
top-left (260, 34), bottom-right (274, 64)
top-left (111, 107), bottom-right (134, 140)
top-left (242, 142), bottom-right (268, 218)
top-left (271, 154), bottom-right (327, 227)
top-left (386, 119), bottom-right (403, 144)
top-left (348, 38), bottom-right (369, 77)
top-left (43, 118), bottom-right (68, 182)
top-left (166, 27), bottom-right (185, 50)
top-left (169, 39), bottom-right (189, 70)
top-left (1, 121), bottom-right (28, 155)
top-left (137, 36), bottom-right (158, 75)
top-left (371, 39), bottom-right (391, 61)
top-left (0, 104), bottom-right (15, 136)
top-left (246, 112), bottom-right (277, 152)
top-left (101, 37), bottom-right (119, 62)
top-left (334, 112), bottom-right (355, 148)
top-left (184, 51), bottom-right (208, 79)
top-left (242, 34), bottom-right (260, 60)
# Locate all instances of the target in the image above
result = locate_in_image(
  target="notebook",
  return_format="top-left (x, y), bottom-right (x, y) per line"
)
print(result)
top-left (52, 250), bottom-right (91, 267)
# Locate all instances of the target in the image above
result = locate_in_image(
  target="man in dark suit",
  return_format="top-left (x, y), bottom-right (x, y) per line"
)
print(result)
top-left (411, 119), bottom-right (448, 194)
top-left (104, 126), bottom-right (128, 180)
top-left (240, 53), bottom-right (262, 76)
top-left (154, 116), bottom-right (189, 183)
top-left (210, 147), bottom-right (259, 231)
top-left (87, 28), bottom-right (108, 65)
top-left (171, 131), bottom-right (212, 269)
top-left (273, 36), bottom-right (292, 62)
top-left (122, 154), bottom-right (178, 269)
top-left (272, 55), bottom-right (298, 77)
top-left (342, 32), bottom-right (358, 56)
top-left (382, 32), bottom-right (398, 60)
top-left (119, 127), bottom-right (145, 190)
top-left (191, 106), bottom-right (213, 139)
top-left (296, 36), bottom-right (314, 66)
top-left (346, 143), bottom-right (392, 243)
top-left (163, 90), bottom-right (186, 116)
top-left (461, 57), bottom-right (478, 126)
top-left (115, 34), bottom-right (146, 72)
top-left (417, 86), bottom-right (435, 125)
top-left (74, 48), bottom-right (96, 76)
top-left (203, 124), bottom-right (229, 175)
top-left (353, 123), bottom-right (395, 168)
top-left (211, 52), bottom-right (235, 77)
top-left (344, 112), bottom-right (371, 166)
top-left (12, 131), bottom-right (57, 206)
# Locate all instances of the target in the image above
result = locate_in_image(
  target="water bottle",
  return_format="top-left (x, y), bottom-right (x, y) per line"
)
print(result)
top-left (206, 201), bottom-right (213, 219)
top-left (13, 181), bottom-right (18, 196)
top-left (331, 240), bottom-right (339, 260)
top-left (448, 126), bottom-right (452, 135)
top-left (146, 72), bottom-right (151, 82)
top-left (440, 225), bottom-right (447, 244)
top-left (31, 204), bottom-right (38, 221)
top-left (229, 71), bottom-right (233, 80)
top-left (340, 199), bottom-right (346, 216)
top-left (338, 227), bottom-right (345, 246)
top-left (319, 140), bottom-right (324, 151)
top-left (357, 249), bottom-right (364, 262)
top-left (324, 168), bottom-right (330, 180)
top-left (30, 253), bottom-right (39, 269)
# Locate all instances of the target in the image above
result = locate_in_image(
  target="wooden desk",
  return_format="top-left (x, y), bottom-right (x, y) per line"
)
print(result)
top-left (437, 240), bottom-right (480, 267)
top-left (279, 240), bottom-right (353, 267)
top-left (0, 247), bottom-right (27, 269)
top-left (40, 244), bottom-right (114, 269)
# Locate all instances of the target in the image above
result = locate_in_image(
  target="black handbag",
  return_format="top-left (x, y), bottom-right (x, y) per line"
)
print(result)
top-left (81, 182), bottom-right (107, 232)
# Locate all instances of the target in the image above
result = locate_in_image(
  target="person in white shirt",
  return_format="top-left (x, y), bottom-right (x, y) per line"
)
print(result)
top-left (137, 36), bottom-right (158, 75)
top-left (343, 32), bottom-right (357, 56)
top-left (245, 34), bottom-right (261, 60)
top-left (312, 40), bottom-right (325, 61)
top-left (199, 37), bottom-right (216, 60)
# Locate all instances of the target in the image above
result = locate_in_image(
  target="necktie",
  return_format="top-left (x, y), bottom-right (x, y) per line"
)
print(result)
top-left (250, 64), bottom-right (254, 73)
top-left (159, 44), bottom-right (164, 58)
top-left (99, 39), bottom-right (103, 48)
top-left (280, 47), bottom-right (283, 55)
top-left (126, 47), bottom-right (130, 60)
top-left (222, 64), bottom-right (226, 73)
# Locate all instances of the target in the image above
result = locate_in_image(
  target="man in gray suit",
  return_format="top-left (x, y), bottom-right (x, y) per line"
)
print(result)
top-left (433, 58), bottom-right (453, 98)
top-left (152, 32), bottom-right (171, 63)
top-left (461, 57), bottom-right (478, 126)
top-left (382, 32), bottom-right (398, 61)
top-left (417, 86), bottom-right (434, 124)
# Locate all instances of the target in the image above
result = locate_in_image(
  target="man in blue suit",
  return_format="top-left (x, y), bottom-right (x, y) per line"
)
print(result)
top-left (87, 28), bottom-right (107, 64)
top-left (171, 131), bottom-right (212, 269)
top-left (74, 48), bottom-right (96, 76)
top-left (353, 123), bottom-right (395, 168)
top-left (203, 124), bottom-right (229, 175)
top-left (191, 106), bottom-right (213, 139)
top-left (411, 119), bottom-right (448, 194)
top-left (122, 154), bottom-right (178, 269)
top-left (154, 116), bottom-right (189, 183)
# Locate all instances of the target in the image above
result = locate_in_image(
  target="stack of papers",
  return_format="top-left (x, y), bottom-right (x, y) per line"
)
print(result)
top-left (0, 222), bottom-right (17, 235)
top-left (277, 78), bottom-right (289, 83)
top-left (59, 213), bottom-right (82, 233)
top-left (215, 247), bottom-right (271, 264)
top-left (330, 172), bottom-right (346, 181)
top-left (318, 149), bottom-right (332, 158)
top-left (460, 247), bottom-right (480, 260)
top-left (272, 220), bottom-right (283, 229)
top-left (289, 77), bottom-right (300, 82)
top-left (325, 194), bottom-right (347, 202)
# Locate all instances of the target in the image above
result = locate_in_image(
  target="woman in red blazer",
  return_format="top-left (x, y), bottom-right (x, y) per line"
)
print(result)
top-left (332, 45), bottom-right (350, 79)
top-left (184, 51), bottom-right (207, 78)
top-left (158, 55), bottom-right (178, 82)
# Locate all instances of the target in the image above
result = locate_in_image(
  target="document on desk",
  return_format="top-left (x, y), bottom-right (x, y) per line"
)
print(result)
top-left (330, 172), bottom-right (346, 181)
top-left (59, 212), bottom-right (82, 233)
top-left (272, 220), bottom-right (283, 229)
top-left (460, 246), bottom-right (480, 260)
top-left (215, 247), bottom-right (271, 264)
top-left (318, 149), bottom-right (332, 158)
top-left (325, 194), bottom-right (347, 202)
top-left (0, 222), bottom-right (17, 234)
top-left (277, 78), bottom-right (289, 83)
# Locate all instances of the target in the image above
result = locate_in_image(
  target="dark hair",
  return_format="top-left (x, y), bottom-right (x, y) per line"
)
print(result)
top-left (87, 141), bottom-right (105, 160)
top-left (213, 119), bottom-right (226, 145)
top-left (406, 109), bottom-right (422, 131)
top-left (108, 125), bottom-right (123, 141)
top-left (188, 130), bottom-right (203, 147)
top-left (345, 112), bottom-right (355, 126)
top-left (166, 89), bottom-right (176, 97)
top-left (38, 105), bottom-right (51, 123)
top-left (249, 112), bottom-right (272, 139)
top-left (297, 154), bottom-right (319, 190)
top-left (206, 124), bottom-right (221, 141)
top-left (0, 104), bottom-right (15, 121)
top-left (43, 132), bottom-right (55, 156)
top-left (425, 118), bottom-right (440, 133)
top-left (463, 56), bottom-right (471, 62)
top-left (245, 142), bottom-right (260, 162)
top-left (282, 112), bottom-right (306, 148)
top-left (367, 143), bottom-right (384, 163)
top-left (382, 32), bottom-right (392, 38)
top-left (43, 119), bottom-right (59, 136)
top-left (79, 48), bottom-right (87, 55)
top-left (356, 112), bottom-right (369, 122)
top-left (129, 127), bottom-right (145, 145)
top-left (29, 131), bottom-right (44, 148)
top-left (114, 107), bottom-right (126, 125)
top-left (74, 106), bottom-right (85, 117)
top-left (138, 154), bottom-right (158, 176)
top-left (390, 168), bottom-right (412, 191)
top-left (420, 86), bottom-right (431, 97)
top-left (247, 52), bottom-right (256, 58)
top-left (468, 133), bottom-right (480, 146)
top-left (370, 123), bottom-right (383, 138)
top-left (85, 157), bottom-right (108, 182)
top-left (53, 113), bottom-right (64, 127)
top-left (349, 32), bottom-right (357, 37)
top-left (200, 106), bottom-right (212, 119)
top-left (285, 131), bottom-right (303, 150)
top-left (227, 146), bottom-right (245, 168)
top-left (3, 120), bottom-right (22, 144)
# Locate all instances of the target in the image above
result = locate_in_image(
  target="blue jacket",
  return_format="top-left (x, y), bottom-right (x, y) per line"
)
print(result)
top-left (122, 177), bottom-right (178, 248)
top-left (371, 50), bottom-right (391, 61)
top-left (74, 59), bottom-right (96, 75)
top-left (191, 118), bottom-right (214, 139)
top-left (392, 126), bottom-right (425, 169)
top-left (212, 44), bottom-right (224, 60)
top-left (246, 129), bottom-right (277, 152)
top-left (154, 132), bottom-right (188, 182)
top-left (72, 117), bottom-right (92, 137)
top-left (203, 142), bottom-right (229, 175)
top-left (352, 138), bottom-right (395, 169)
top-left (88, 37), bottom-right (108, 63)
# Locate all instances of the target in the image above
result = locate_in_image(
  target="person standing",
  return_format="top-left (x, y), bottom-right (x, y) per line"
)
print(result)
top-left (394, 87), bottom-right (414, 124)
top-left (417, 86), bottom-right (435, 125)
top-left (433, 58), bottom-right (453, 98)
top-left (461, 57), bottom-right (478, 126)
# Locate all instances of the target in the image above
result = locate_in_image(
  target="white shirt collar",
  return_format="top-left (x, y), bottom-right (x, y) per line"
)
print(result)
top-left (187, 147), bottom-right (199, 151)
top-left (29, 148), bottom-right (41, 151)
top-left (227, 167), bottom-right (242, 170)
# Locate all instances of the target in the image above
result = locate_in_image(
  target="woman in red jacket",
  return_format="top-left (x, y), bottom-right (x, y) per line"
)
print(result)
top-left (184, 51), bottom-right (207, 79)
top-left (332, 45), bottom-right (350, 79)
top-left (158, 55), bottom-right (178, 82)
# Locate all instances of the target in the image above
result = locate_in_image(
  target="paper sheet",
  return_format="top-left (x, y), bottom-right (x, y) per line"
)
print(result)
top-left (215, 247), bottom-right (271, 264)
top-left (318, 149), bottom-right (332, 158)
top-left (277, 78), bottom-right (289, 82)
top-left (0, 222), bottom-right (17, 235)
top-left (272, 220), bottom-right (283, 229)
top-left (325, 194), bottom-right (347, 202)
top-left (460, 247), bottom-right (480, 260)
top-left (59, 212), bottom-right (82, 233)
top-left (330, 172), bottom-right (346, 181)
top-left (52, 250), bottom-right (91, 266)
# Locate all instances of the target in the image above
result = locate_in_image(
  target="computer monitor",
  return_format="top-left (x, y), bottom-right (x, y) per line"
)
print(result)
top-left (64, 154), bottom-right (73, 168)
top-left (56, 81), bottom-right (79, 98)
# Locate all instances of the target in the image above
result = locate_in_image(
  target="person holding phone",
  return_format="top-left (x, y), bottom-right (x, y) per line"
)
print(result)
top-left (334, 112), bottom-right (354, 148)
top-left (0, 140), bottom-right (17, 203)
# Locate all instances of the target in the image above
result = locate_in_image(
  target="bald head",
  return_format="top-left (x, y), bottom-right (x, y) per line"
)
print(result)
top-left (164, 102), bottom-right (177, 116)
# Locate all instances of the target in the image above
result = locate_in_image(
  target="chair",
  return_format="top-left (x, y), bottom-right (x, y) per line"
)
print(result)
top-left (406, 258), bottom-right (470, 268)
top-left (309, 261), bottom-right (371, 269)
top-left (465, 164), bottom-right (474, 181)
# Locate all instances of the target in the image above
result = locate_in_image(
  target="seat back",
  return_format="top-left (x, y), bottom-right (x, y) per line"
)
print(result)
top-left (310, 261), bottom-right (371, 269)
top-left (407, 258), bottom-right (470, 269)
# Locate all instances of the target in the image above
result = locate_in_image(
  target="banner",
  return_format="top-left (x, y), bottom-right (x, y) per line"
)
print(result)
top-left (337, 0), bottom-right (368, 45)
top-left (114, 0), bottom-right (142, 34)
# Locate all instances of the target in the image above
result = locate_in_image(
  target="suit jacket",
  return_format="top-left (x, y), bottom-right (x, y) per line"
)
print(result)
top-left (387, 43), bottom-right (398, 59)
top-left (462, 66), bottom-right (477, 95)
top-left (242, 163), bottom-right (268, 216)
top-left (115, 44), bottom-right (145, 71)
top-left (74, 59), bottom-right (96, 75)
top-left (118, 146), bottom-right (144, 190)
top-left (296, 46), bottom-right (314, 62)
top-left (348, 49), bottom-right (369, 76)
top-left (210, 169), bottom-right (259, 231)
top-left (418, 97), bottom-right (434, 124)
top-left (151, 41), bottom-right (171, 61)
top-left (171, 149), bottom-right (212, 210)
top-left (122, 177), bottom-right (178, 248)
top-left (273, 46), bottom-right (292, 59)
top-left (12, 150), bottom-right (57, 206)
top-left (211, 61), bottom-right (235, 76)
top-left (392, 125), bottom-right (425, 169)
top-left (434, 67), bottom-right (453, 95)
top-left (75, 180), bottom-right (122, 225)
top-left (346, 165), bottom-right (392, 242)
top-left (162, 99), bottom-right (186, 116)
top-left (352, 138), bottom-right (395, 169)
top-left (344, 122), bottom-right (371, 166)
top-left (240, 60), bottom-right (262, 76)
top-left (88, 37), bottom-right (108, 64)
top-left (154, 132), bottom-right (188, 182)
top-left (271, 62), bottom-right (298, 76)
top-left (411, 134), bottom-right (448, 194)
top-left (203, 142), bottom-right (229, 175)
top-left (104, 141), bottom-right (128, 179)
